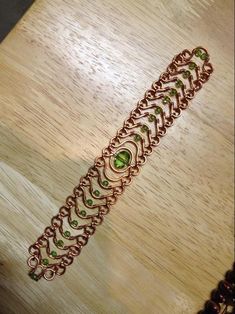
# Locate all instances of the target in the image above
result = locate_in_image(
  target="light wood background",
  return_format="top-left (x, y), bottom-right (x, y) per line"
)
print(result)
top-left (0, 1), bottom-right (234, 313)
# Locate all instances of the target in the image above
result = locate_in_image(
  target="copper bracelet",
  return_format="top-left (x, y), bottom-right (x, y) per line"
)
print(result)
top-left (27, 47), bottom-right (213, 281)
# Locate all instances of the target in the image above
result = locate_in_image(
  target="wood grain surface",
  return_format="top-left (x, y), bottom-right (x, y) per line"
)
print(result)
top-left (0, 0), bottom-right (234, 313)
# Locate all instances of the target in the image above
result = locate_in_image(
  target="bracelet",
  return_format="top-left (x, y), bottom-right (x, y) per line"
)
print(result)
top-left (27, 47), bottom-right (213, 281)
top-left (198, 263), bottom-right (235, 314)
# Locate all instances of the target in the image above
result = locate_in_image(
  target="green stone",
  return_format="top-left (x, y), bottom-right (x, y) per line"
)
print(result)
top-left (29, 272), bottom-right (39, 281)
top-left (182, 70), bottom-right (191, 79)
top-left (114, 150), bottom-right (131, 169)
top-left (42, 258), bottom-right (49, 266)
top-left (102, 180), bottom-right (109, 187)
top-left (175, 79), bottom-right (183, 88)
top-left (155, 106), bottom-right (163, 114)
top-left (64, 230), bottom-right (71, 238)
top-left (51, 251), bottom-right (57, 258)
top-left (80, 210), bottom-right (86, 217)
top-left (141, 125), bottom-right (149, 132)
top-left (169, 88), bottom-right (177, 96)
top-left (56, 240), bottom-right (64, 247)
top-left (162, 96), bottom-right (171, 105)
top-left (194, 48), bottom-right (202, 57)
top-left (86, 199), bottom-right (93, 206)
top-left (93, 190), bottom-right (100, 197)
top-left (134, 134), bottom-right (141, 142)
top-left (200, 53), bottom-right (208, 60)
top-left (189, 62), bottom-right (196, 70)
top-left (32, 274), bottom-right (38, 281)
top-left (71, 220), bottom-right (78, 227)
top-left (148, 114), bottom-right (156, 122)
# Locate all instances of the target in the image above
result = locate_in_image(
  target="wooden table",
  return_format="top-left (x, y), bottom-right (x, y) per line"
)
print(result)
top-left (0, 1), bottom-right (234, 313)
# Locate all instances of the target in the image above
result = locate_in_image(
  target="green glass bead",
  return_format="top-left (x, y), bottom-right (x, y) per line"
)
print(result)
top-left (93, 190), bottom-right (100, 197)
top-left (114, 150), bottom-right (131, 169)
top-left (42, 258), bottom-right (49, 266)
top-left (51, 251), bottom-right (57, 258)
top-left (189, 62), bottom-right (196, 70)
top-left (102, 180), bottom-right (109, 187)
top-left (71, 220), bottom-right (78, 227)
top-left (200, 53), bottom-right (208, 60)
top-left (86, 199), bottom-right (93, 206)
top-left (182, 70), bottom-right (191, 79)
top-left (155, 106), bottom-right (163, 114)
top-left (194, 48), bottom-right (202, 57)
top-left (64, 230), bottom-right (71, 238)
top-left (148, 114), bottom-right (156, 122)
top-left (56, 239), bottom-right (64, 247)
top-left (162, 96), bottom-right (171, 105)
top-left (175, 79), bottom-right (183, 88)
top-left (141, 125), bottom-right (149, 132)
top-left (114, 159), bottom-right (123, 169)
top-left (134, 134), bottom-right (141, 142)
top-left (169, 88), bottom-right (177, 96)
top-left (29, 272), bottom-right (39, 281)
top-left (80, 210), bottom-right (86, 217)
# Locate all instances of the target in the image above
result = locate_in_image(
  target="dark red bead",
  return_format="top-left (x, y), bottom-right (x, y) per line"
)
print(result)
top-left (225, 270), bottom-right (235, 284)
top-left (204, 300), bottom-right (220, 314)
top-left (211, 289), bottom-right (226, 303)
top-left (232, 305), bottom-right (235, 314)
top-left (218, 280), bottom-right (233, 297)
top-left (232, 286), bottom-right (235, 302)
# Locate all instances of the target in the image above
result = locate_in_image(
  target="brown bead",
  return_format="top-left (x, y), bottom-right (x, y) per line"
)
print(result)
top-left (210, 289), bottom-right (225, 303)
top-left (225, 270), bottom-right (235, 284)
top-left (218, 280), bottom-right (233, 297)
top-left (204, 300), bottom-right (220, 314)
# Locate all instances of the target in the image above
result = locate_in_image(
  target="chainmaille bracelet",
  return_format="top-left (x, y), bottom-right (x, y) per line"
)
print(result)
top-left (27, 46), bottom-right (213, 281)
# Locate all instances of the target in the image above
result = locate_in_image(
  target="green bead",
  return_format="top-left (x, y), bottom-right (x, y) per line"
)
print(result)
top-left (93, 190), bottom-right (100, 197)
top-left (42, 258), bottom-right (49, 266)
top-left (169, 88), bottom-right (177, 96)
top-left (51, 251), bottom-right (57, 257)
top-left (162, 96), bottom-right (171, 105)
top-left (64, 230), bottom-right (71, 238)
top-left (140, 125), bottom-right (149, 132)
top-left (155, 106), bottom-right (163, 114)
top-left (182, 70), bottom-right (191, 79)
top-left (86, 199), bottom-right (93, 206)
top-left (102, 180), bottom-right (109, 187)
top-left (29, 272), bottom-right (39, 281)
top-left (194, 48), bottom-right (202, 57)
top-left (188, 62), bottom-right (196, 70)
top-left (71, 220), bottom-right (78, 227)
top-left (175, 79), bottom-right (183, 88)
top-left (134, 134), bottom-right (141, 142)
top-left (114, 150), bottom-right (131, 169)
top-left (80, 210), bottom-right (86, 217)
top-left (148, 114), bottom-right (156, 122)
top-left (200, 53), bottom-right (208, 60)
top-left (56, 239), bottom-right (64, 247)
